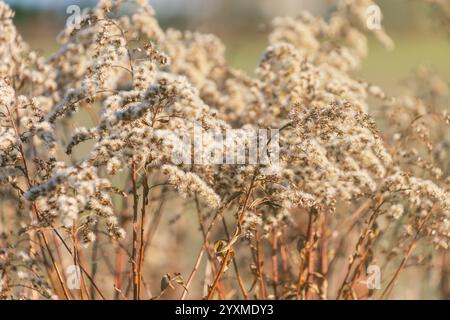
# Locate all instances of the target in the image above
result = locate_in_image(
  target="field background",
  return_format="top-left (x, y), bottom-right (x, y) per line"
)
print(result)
top-left (8, 0), bottom-right (450, 88)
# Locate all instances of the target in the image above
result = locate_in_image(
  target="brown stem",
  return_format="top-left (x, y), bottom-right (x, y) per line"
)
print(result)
top-left (75, 247), bottom-right (91, 300)
top-left (182, 199), bottom-right (224, 299)
top-left (296, 209), bottom-right (316, 299)
top-left (207, 249), bottom-right (231, 300)
top-left (336, 197), bottom-right (385, 299)
top-left (6, 105), bottom-right (74, 299)
top-left (380, 209), bottom-right (433, 299)
top-left (255, 229), bottom-right (267, 300)
top-left (7, 104), bottom-right (105, 299)
top-left (305, 214), bottom-right (315, 300)
top-left (280, 236), bottom-right (289, 274)
top-left (89, 223), bottom-right (99, 299)
top-left (137, 169), bottom-right (149, 300)
top-left (181, 245), bottom-right (206, 300)
top-left (143, 191), bottom-right (166, 255)
top-left (319, 215), bottom-right (328, 300)
top-left (296, 254), bottom-right (305, 299)
top-left (326, 199), bottom-right (371, 280)
top-left (37, 235), bottom-right (59, 298)
top-left (271, 231), bottom-right (279, 299)
top-left (53, 228), bottom-right (106, 299)
top-left (222, 217), bottom-right (248, 300)
top-left (206, 170), bottom-right (257, 299)
top-left (40, 231), bottom-right (70, 300)
top-left (131, 162), bottom-right (139, 300)
top-left (72, 229), bottom-right (84, 300)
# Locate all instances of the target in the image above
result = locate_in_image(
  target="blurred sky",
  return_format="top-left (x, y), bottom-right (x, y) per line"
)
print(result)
top-left (4, 0), bottom-right (450, 87)
top-left (4, 0), bottom-right (328, 18)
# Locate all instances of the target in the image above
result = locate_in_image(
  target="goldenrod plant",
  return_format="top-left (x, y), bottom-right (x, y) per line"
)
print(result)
top-left (0, 0), bottom-right (449, 300)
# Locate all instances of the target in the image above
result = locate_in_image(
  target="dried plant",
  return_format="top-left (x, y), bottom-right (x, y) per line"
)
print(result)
top-left (0, 0), bottom-right (449, 300)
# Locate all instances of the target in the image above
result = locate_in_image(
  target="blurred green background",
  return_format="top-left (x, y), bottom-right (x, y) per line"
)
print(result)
top-left (6, 0), bottom-right (450, 92)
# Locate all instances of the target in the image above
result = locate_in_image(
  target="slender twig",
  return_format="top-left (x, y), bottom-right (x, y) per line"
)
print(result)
top-left (6, 105), bottom-right (72, 299)
top-left (143, 190), bottom-right (166, 254)
top-left (255, 229), bottom-right (267, 300)
top-left (221, 217), bottom-right (249, 300)
top-left (181, 198), bottom-right (224, 300)
top-left (75, 247), bottom-right (92, 300)
top-left (319, 215), bottom-right (328, 300)
top-left (326, 199), bottom-right (372, 277)
top-left (90, 223), bottom-right (99, 299)
top-left (336, 197), bottom-right (385, 299)
top-left (72, 228), bottom-right (84, 300)
top-left (137, 169), bottom-right (149, 300)
top-left (181, 245), bottom-right (206, 300)
top-left (130, 162), bottom-right (139, 300)
top-left (380, 209), bottom-right (434, 299)
top-left (207, 249), bottom-right (231, 300)
top-left (52, 228), bottom-right (106, 299)
top-left (40, 231), bottom-right (70, 300)
top-left (271, 231), bottom-right (279, 299)
top-left (206, 171), bottom-right (257, 300)
top-left (305, 209), bottom-right (316, 300)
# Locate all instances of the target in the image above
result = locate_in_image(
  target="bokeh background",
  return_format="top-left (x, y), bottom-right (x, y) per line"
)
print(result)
top-left (5, 0), bottom-right (450, 92)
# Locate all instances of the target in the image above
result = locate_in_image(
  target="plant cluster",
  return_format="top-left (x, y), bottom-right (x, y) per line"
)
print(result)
top-left (0, 0), bottom-right (449, 300)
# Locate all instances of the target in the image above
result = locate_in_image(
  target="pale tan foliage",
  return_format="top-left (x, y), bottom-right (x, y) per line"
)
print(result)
top-left (0, 0), bottom-right (448, 300)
